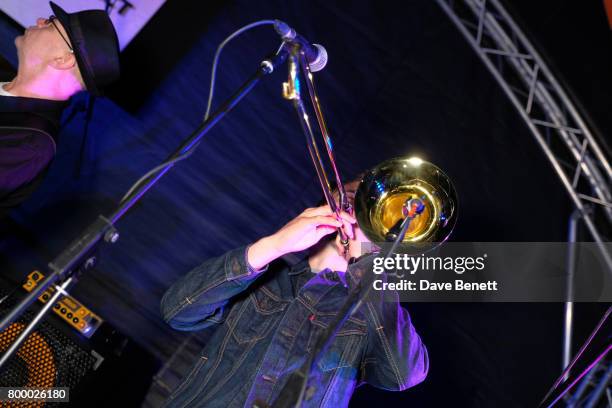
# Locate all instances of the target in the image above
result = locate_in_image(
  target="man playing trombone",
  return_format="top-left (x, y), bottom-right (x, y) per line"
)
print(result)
top-left (160, 179), bottom-right (428, 407)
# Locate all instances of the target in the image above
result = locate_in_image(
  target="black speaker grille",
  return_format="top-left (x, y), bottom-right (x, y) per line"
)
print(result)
top-left (0, 294), bottom-right (96, 407)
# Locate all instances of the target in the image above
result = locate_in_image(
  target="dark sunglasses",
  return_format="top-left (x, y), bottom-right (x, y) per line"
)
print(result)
top-left (47, 15), bottom-right (74, 53)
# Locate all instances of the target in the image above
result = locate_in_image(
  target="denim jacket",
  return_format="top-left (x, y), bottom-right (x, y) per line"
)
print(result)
top-left (160, 246), bottom-right (428, 407)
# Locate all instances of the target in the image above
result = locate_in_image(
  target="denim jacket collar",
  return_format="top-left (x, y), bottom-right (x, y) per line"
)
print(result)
top-left (284, 253), bottom-right (376, 297)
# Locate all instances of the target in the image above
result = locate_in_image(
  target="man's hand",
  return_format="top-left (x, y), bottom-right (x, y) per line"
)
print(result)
top-left (247, 205), bottom-right (356, 270)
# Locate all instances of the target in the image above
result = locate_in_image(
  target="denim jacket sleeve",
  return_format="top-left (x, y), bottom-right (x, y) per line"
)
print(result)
top-left (160, 246), bottom-right (267, 331)
top-left (362, 290), bottom-right (429, 391)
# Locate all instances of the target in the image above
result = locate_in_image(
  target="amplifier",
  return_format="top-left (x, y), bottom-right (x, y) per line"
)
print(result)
top-left (22, 271), bottom-right (103, 338)
top-left (0, 275), bottom-right (159, 407)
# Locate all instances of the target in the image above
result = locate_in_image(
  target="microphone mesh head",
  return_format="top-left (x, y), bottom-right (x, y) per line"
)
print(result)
top-left (309, 44), bottom-right (328, 72)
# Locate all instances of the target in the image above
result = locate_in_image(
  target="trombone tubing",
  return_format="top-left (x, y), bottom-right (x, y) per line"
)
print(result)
top-left (286, 48), bottom-right (350, 245)
top-left (298, 52), bottom-right (350, 213)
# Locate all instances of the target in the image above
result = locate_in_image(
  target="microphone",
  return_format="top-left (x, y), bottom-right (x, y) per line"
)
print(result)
top-left (273, 20), bottom-right (328, 72)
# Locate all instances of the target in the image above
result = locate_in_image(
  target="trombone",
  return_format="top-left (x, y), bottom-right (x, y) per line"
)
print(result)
top-left (282, 42), bottom-right (458, 253)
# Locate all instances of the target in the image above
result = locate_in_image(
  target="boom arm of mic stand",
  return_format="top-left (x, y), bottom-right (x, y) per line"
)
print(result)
top-left (0, 47), bottom-right (288, 364)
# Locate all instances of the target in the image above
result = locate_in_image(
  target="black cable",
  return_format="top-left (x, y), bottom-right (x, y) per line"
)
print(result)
top-left (119, 21), bottom-right (280, 205)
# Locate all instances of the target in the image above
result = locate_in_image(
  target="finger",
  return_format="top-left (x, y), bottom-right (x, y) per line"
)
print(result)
top-left (312, 215), bottom-right (342, 228)
top-left (340, 219), bottom-right (355, 240)
top-left (306, 207), bottom-right (356, 225)
top-left (337, 211), bottom-right (356, 224)
top-left (315, 225), bottom-right (338, 239)
top-left (303, 204), bottom-right (333, 217)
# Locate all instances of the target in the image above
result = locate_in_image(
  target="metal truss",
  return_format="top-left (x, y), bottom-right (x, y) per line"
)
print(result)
top-left (566, 357), bottom-right (611, 408)
top-left (436, 0), bottom-right (612, 271)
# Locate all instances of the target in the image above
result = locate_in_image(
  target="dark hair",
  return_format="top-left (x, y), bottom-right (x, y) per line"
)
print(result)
top-left (315, 172), bottom-right (365, 207)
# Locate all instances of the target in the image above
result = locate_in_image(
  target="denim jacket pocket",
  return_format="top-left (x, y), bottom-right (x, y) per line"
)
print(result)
top-left (231, 287), bottom-right (286, 344)
top-left (307, 314), bottom-right (367, 372)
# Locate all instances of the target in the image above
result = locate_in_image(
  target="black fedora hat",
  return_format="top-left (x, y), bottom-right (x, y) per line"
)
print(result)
top-left (49, 1), bottom-right (120, 96)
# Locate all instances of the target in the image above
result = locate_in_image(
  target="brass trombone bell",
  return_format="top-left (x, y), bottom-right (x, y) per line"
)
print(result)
top-left (354, 156), bottom-right (458, 249)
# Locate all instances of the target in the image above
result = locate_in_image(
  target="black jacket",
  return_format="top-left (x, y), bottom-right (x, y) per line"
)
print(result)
top-left (0, 58), bottom-right (66, 216)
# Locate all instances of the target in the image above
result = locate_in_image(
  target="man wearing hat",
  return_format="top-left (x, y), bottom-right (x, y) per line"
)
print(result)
top-left (0, 1), bottom-right (120, 216)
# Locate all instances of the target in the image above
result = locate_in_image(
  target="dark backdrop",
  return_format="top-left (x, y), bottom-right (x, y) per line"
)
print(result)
top-left (0, 0), bottom-right (610, 406)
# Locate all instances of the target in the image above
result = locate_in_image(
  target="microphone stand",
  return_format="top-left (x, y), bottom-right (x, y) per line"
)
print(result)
top-left (272, 203), bottom-right (424, 408)
top-left (0, 46), bottom-right (289, 369)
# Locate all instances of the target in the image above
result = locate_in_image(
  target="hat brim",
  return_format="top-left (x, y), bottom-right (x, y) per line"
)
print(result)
top-left (49, 1), bottom-right (69, 26)
top-left (49, 1), bottom-right (101, 95)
